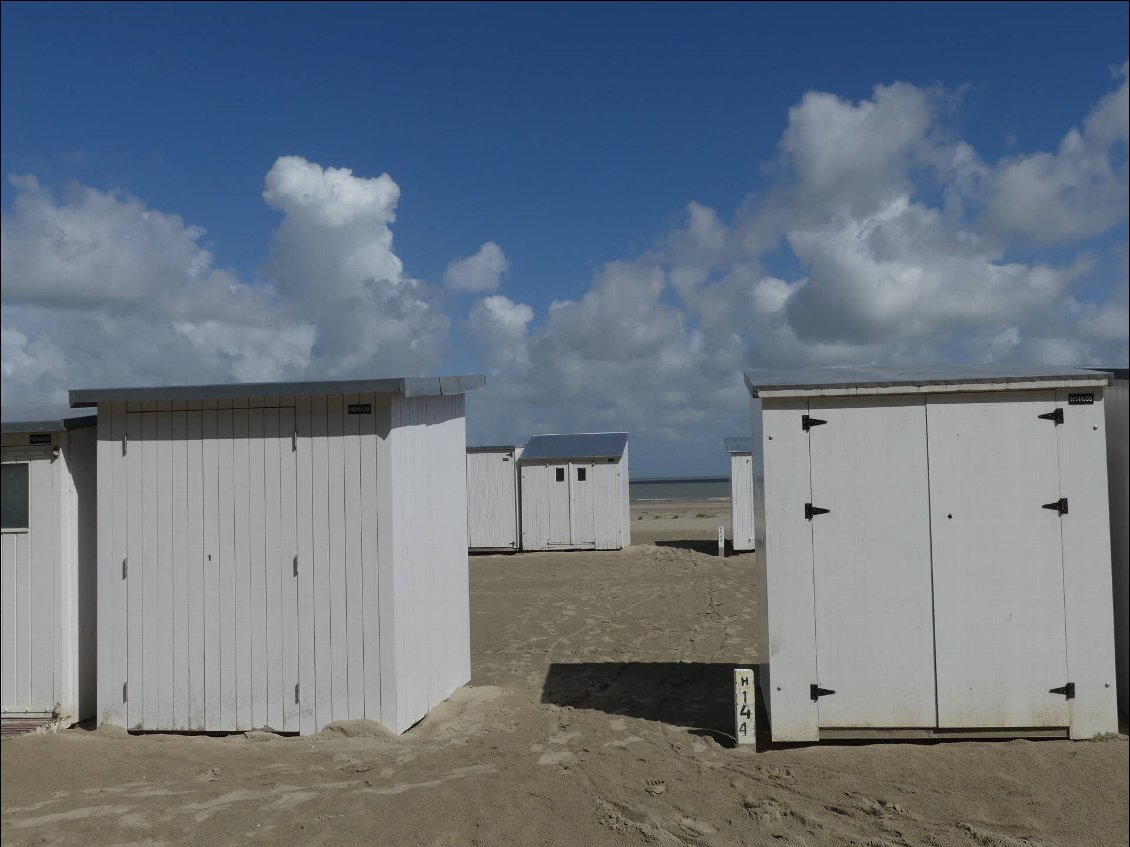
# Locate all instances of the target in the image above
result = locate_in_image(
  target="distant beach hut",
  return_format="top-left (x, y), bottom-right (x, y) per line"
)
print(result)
top-left (518, 433), bottom-right (630, 551)
top-left (724, 437), bottom-right (756, 552)
top-left (466, 445), bottom-right (521, 552)
top-left (745, 365), bottom-right (1118, 742)
top-left (71, 374), bottom-right (484, 736)
top-left (1097, 368), bottom-right (1128, 718)
top-left (2, 406), bottom-right (98, 730)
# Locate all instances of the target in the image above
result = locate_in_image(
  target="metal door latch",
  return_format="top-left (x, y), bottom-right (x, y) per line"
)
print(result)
top-left (1042, 498), bottom-right (1069, 515)
top-left (810, 684), bottom-right (836, 701)
top-left (802, 415), bottom-right (827, 431)
top-left (1037, 409), bottom-right (1064, 425)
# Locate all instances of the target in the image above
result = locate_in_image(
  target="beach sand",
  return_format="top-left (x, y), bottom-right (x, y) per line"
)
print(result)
top-left (2, 500), bottom-right (1126, 846)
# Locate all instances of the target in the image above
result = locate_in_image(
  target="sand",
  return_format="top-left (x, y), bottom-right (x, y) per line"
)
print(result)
top-left (2, 500), bottom-right (1127, 847)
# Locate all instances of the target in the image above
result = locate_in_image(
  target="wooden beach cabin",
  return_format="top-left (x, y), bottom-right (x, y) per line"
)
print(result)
top-left (466, 445), bottom-right (521, 552)
top-left (1, 406), bottom-right (97, 732)
top-left (518, 433), bottom-right (630, 551)
top-left (724, 437), bottom-right (756, 552)
top-left (71, 375), bottom-right (484, 735)
top-left (745, 365), bottom-right (1119, 742)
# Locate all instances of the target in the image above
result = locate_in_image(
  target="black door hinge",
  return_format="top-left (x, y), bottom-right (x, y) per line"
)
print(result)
top-left (811, 684), bottom-right (836, 701)
top-left (1042, 498), bottom-right (1069, 515)
top-left (805, 503), bottom-right (830, 520)
top-left (1038, 409), bottom-right (1064, 425)
top-left (802, 415), bottom-right (827, 431)
top-left (1049, 682), bottom-right (1075, 699)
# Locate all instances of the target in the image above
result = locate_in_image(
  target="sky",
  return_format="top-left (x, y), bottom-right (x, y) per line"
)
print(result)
top-left (2, 2), bottom-right (1127, 475)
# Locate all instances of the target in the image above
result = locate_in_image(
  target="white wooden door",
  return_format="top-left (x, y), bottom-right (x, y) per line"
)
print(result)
top-left (1, 450), bottom-right (56, 716)
top-left (569, 462), bottom-right (596, 548)
top-left (808, 397), bottom-right (938, 727)
top-left (927, 391), bottom-right (1070, 728)
top-left (124, 407), bottom-right (298, 731)
top-left (467, 451), bottom-right (518, 549)
top-left (546, 463), bottom-right (571, 545)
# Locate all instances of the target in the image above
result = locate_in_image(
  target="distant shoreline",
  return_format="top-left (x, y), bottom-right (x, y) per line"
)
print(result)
top-left (630, 476), bottom-right (728, 484)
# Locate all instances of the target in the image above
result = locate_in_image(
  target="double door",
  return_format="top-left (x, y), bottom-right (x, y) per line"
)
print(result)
top-left (545, 461), bottom-right (596, 548)
top-left (807, 392), bottom-right (1070, 729)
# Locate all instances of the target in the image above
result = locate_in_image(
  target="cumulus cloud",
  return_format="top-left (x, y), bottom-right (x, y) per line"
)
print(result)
top-left (444, 241), bottom-right (509, 292)
top-left (985, 62), bottom-right (1129, 243)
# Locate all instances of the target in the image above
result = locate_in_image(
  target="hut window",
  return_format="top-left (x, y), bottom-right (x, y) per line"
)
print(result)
top-left (1, 463), bottom-right (30, 530)
top-left (555, 467), bottom-right (565, 482)
top-left (576, 467), bottom-right (587, 482)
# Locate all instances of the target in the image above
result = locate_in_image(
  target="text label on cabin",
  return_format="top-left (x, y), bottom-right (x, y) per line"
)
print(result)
top-left (1067, 393), bottom-right (1095, 405)
top-left (347, 404), bottom-right (372, 415)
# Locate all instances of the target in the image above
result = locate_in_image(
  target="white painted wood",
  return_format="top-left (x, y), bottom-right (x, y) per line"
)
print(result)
top-left (1102, 377), bottom-right (1129, 719)
top-left (570, 462), bottom-right (596, 548)
top-left (170, 410), bottom-right (188, 729)
top-left (294, 396), bottom-right (317, 735)
top-left (185, 411), bottom-right (205, 729)
top-left (466, 449), bottom-right (519, 550)
top-left (232, 406), bottom-right (252, 730)
top-left (808, 396), bottom-right (937, 728)
top-left (202, 407), bottom-right (221, 730)
top-left (278, 405), bottom-right (300, 733)
top-left (247, 407), bottom-right (268, 729)
top-left (1055, 389), bottom-right (1119, 737)
top-left (928, 391), bottom-right (1069, 728)
top-left (263, 407), bottom-right (282, 731)
top-left (309, 395), bottom-right (333, 731)
top-left (729, 452), bottom-right (756, 551)
top-left (758, 398), bottom-right (819, 742)
top-left (156, 409), bottom-right (174, 729)
top-left (217, 409), bottom-right (238, 730)
top-left (126, 411), bottom-right (145, 728)
top-left (518, 447), bottom-right (629, 552)
top-left (343, 394), bottom-right (365, 719)
top-left (325, 394), bottom-right (348, 721)
top-left (734, 668), bottom-right (755, 745)
top-left (110, 403), bottom-right (128, 726)
top-left (359, 395), bottom-right (382, 724)
top-left (760, 377), bottom-right (1108, 399)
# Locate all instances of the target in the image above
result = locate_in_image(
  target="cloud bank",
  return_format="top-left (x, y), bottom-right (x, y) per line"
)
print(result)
top-left (3, 69), bottom-right (1127, 471)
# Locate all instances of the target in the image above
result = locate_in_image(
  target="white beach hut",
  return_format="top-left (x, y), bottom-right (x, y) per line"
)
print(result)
top-left (2, 407), bottom-right (97, 730)
top-left (724, 437), bottom-right (756, 552)
top-left (466, 445), bottom-right (521, 552)
top-left (745, 365), bottom-right (1118, 742)
top-left (518, 433), bottom-right (630, 551)
top-left (71, 375), bottom-right (484, 736)
top-left (1097, 368), bottom-right (1128, 717)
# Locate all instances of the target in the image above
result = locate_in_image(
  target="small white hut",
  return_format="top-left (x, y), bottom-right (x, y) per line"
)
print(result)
top-left (466, 445), bottom-right (521, 552)
top-left (518, 433), bottom-right (630, 551)
top-left (1, 407), bottom-right (98, 730)
top-left (71, 375), bottom-right (484, 735)
top-left (746, 365), bottom-right (1118, 742)
top-left (724, 437), bottom-right (756, 552)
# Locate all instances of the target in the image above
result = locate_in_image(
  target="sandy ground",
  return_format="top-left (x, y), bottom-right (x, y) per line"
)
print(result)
top-left (2, 500), bottom-right (1127, 847)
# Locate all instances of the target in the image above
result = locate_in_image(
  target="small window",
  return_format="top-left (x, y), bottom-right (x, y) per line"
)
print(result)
top-left (1, 463), bottom-right (30, 530)
top-left (555, 467), bottom-right (565, 482)
top-left (577, 467), bottom-right (587, 482)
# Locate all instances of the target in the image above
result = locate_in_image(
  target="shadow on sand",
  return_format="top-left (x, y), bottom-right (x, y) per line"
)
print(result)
top-left (541, 661), bottom-right (747, 743)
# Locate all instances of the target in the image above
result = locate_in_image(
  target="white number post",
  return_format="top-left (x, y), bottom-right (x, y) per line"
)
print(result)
top-left (718, 525), bottom-right (725, 557)
top-left (734, 668), bottom-right (756, 746)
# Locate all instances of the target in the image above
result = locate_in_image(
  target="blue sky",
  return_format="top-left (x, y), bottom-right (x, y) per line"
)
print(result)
top-left (2, 2), bottom-right (1128, 474)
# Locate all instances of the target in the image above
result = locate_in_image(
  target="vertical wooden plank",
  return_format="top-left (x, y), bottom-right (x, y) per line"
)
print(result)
top-left (217, 408), bottom-right (237, 729)
top-left (374, 393), bottom-right (399, 729)
top-left (279, 406), bottom-right (301, 732)
top-left (141, 411), bottom-right (161, 727)
top-left (232, 406), bottom-right (251, 729)
top-left (155, 410), bottom-right (174, 728)
top-left (95, 409), bottom-right (113, 723)
top-left (25, 457), bottom-right (52, 709)
top-left (325, 394), bottom-right (348, 720)
top-left (170, 410), bottom-right (188, 728)
top-left (1055, 389), bottom-right (1119, 737)
top-left (126, 410), bottom-right (145, 728)
top-left (263, 407), bottom-right (282, 730)
top-left (310, 394), bottom-right (333, 729)
top-left (759, 398), bottom-right (819, 742)
top-left (248, 407), bottom-right (269, 729)
top-left (1, 532), bottom-right (16, 709)
top-left (295, 396), bottom-right (318, 734)
top-left (111, 403), bottom-right (128, 726)
top-left (185, 411), bottom-right (205, 729)
top-left (202, 406), bottom-right (221, 730)
top-left (343, 394), bottom-right (365, 718)
top-left (360, 394), bottom-right (381, 722)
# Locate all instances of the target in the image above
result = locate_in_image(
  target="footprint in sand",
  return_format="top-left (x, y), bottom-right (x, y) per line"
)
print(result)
top-left (537, 750), bottom-right (577, 766)
top-left (644, 779), bottom-right (666, 796)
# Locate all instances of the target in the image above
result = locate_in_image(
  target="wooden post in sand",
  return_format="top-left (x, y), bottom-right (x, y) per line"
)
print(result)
top-left (734, 668), bottom-right (756, 746)
top-left (718, 525), bottom-right (725, 557)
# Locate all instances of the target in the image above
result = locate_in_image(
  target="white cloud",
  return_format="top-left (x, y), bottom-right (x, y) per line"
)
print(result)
top-left (444, 241), bottom-right (509, 292)
top-left (985, 63), bottom-right (1129, 243)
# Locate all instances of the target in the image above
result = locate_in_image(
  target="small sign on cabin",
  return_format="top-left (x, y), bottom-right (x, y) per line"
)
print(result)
top-left (347, 404), bottom-right (372, 415)
top-left (1067, 393), bottom-right (1095, 405)
top-left (29, 433), bottom-right (53, 445)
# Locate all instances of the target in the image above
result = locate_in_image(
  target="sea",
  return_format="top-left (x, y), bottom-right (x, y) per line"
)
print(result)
top-left (629, 476), bottom-right (730, 502)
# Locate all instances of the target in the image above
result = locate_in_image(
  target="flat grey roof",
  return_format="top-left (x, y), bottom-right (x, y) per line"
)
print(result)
top-left (70, 374), bottom-right (486, 408)
top-left (467, 444), bottom-right (518, 453)
top-left (2, 405), bottom-right (98, 433)
top-left (724, 437), bottom-right (752, 454)
top-left (744, 365), bottom-right (1111, 397)
top-left (519, 432), bottom-right (628, 461)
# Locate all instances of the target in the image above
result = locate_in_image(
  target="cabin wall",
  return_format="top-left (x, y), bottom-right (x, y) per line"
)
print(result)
top-left (466, 450), bottom-right (519, 550)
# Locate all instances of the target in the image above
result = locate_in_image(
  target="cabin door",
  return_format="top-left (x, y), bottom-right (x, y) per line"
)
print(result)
top-left (568, 462), bottom-right (596, 548)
